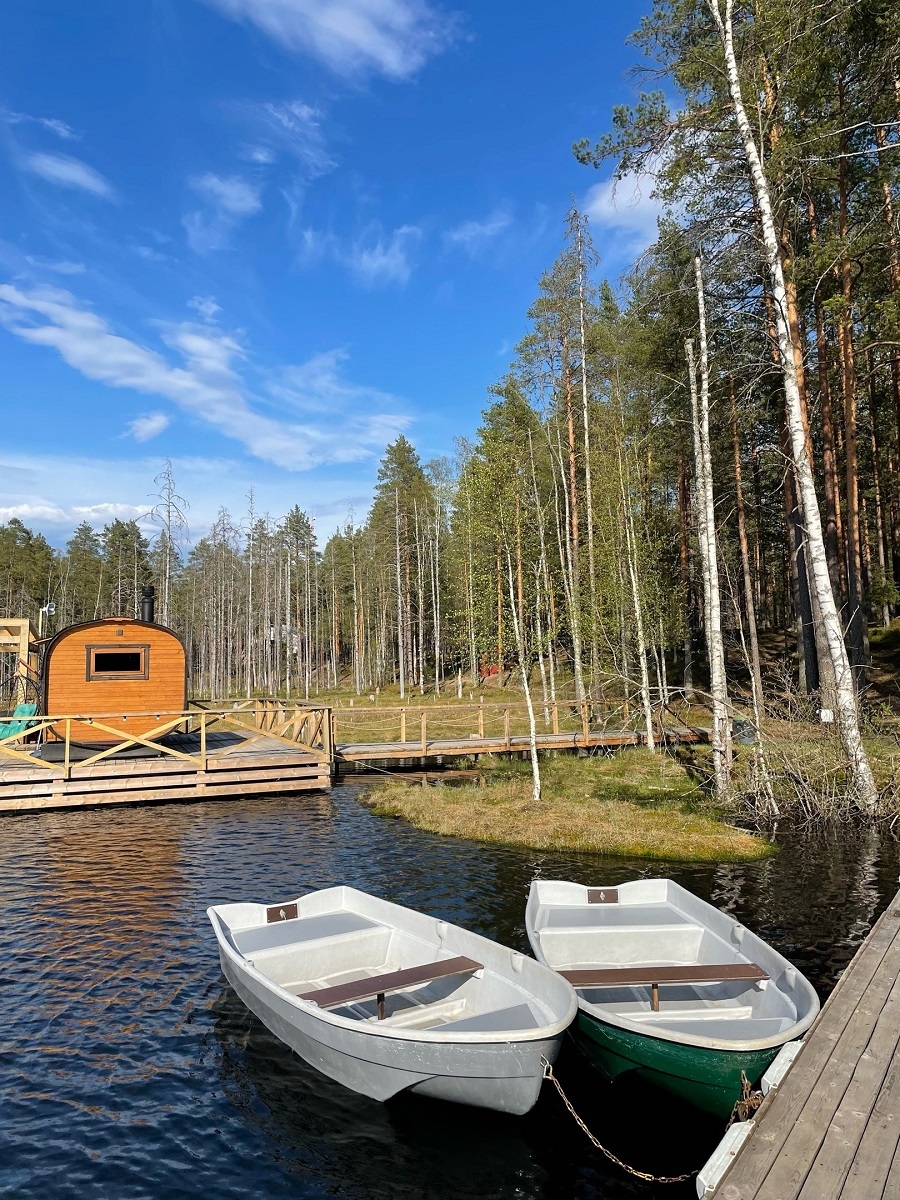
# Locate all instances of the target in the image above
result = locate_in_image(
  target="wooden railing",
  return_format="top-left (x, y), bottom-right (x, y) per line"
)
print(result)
top-left (330, 696), bottom-right (659, 750)
top-left (0, 700), bottom-right (333, 779)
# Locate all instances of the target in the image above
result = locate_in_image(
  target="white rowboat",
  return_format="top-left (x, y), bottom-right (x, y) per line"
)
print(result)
top-left (209, 886), bottom-right (577, 1114)
top-left (526, 878), bottom-right (819, 1116)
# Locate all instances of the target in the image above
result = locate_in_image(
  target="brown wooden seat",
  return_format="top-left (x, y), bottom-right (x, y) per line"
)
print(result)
top-left (297, 955), bottom-right (483, 1020)
top-left (561, 963), bottom-right (769, 1011)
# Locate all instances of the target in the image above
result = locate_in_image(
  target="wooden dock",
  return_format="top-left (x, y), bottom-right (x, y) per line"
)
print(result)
top-left (0, 700), bottom-right (332, 813)
top-left (710, 887), bottom-right (900, 1199)
top-left (333, 698), bottom-right (703, 765)
top-left (337, 728), bottom-right (675, 762)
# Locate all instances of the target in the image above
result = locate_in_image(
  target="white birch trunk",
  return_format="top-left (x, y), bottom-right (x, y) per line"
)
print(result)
top-left (577, 223), bottom-right (600, 697)
top-left (618, 444), bottom-right (655, 751)
top-left (693, 256), bottom-right (732, 797)
top-left (709, 0), bottom-right (877, 813)
top-left (506, 549), bottom-right (541, 803)
top-left (394, 488), bottom-right (405, 700)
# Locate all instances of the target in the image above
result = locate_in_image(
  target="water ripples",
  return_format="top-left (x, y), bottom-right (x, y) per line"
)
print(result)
top-left (1, 786), bottom-right (898, 1198)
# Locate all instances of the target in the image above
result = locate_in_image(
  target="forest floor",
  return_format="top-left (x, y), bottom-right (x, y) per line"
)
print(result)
top-left (363, 749), bottom-right (773, 862)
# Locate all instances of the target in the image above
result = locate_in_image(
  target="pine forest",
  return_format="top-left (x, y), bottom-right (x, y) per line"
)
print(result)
top-left (4, 0), bottom-right (900, 817)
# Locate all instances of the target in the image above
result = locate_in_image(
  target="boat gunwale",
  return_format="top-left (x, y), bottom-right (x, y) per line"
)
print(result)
top-left (209, 888), bottom-right (578, 1046)
top-left (526, 878), bottom-right (819, 1053)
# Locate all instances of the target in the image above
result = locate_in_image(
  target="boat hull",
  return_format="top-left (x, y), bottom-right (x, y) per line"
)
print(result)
top-left (575, 1011), bottom-right (778, 1119)
top-left (220, 948), bottom-right (564, 1115)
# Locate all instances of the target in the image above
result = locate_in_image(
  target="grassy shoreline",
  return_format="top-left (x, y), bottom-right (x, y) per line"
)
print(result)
top-left (362, 750), bottom-right (774, 863)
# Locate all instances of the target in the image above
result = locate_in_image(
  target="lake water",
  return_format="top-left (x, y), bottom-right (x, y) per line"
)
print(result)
top-left (2, 784), bottom-right (898, 1199)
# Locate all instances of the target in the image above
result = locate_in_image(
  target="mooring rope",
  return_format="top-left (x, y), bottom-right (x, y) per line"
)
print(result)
top-left (540, 1057), bottom-right (696, 1184)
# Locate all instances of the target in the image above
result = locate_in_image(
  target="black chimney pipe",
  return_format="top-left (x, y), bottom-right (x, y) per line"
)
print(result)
top-left (141, 584), bottom-right (155, 624)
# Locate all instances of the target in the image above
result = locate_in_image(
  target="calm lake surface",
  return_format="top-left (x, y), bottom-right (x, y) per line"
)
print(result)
top-left (2, 783), bottom-right (898, 1200)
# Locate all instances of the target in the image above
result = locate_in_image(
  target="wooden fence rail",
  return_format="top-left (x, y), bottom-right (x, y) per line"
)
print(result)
top-left (0, 700), bottom-right (333, 781)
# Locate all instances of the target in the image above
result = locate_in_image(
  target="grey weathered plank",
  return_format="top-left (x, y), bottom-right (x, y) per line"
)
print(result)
top-left (753, 912), bottom-right (900, 1199)
top-left (713, 894), bottom-right (900, 1198)
top-left (794, 957), bottom-right (900, 1199)
top-left (844, 1041), bottom-right (900, 1198)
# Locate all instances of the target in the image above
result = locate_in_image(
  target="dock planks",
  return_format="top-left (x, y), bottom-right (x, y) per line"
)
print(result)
top-left (712, 889), bottom-right (900, 1199)
top-left (0, 728), bottom-right (329, 813)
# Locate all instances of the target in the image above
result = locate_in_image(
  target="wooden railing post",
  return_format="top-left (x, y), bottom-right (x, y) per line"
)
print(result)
top-left (421, 711), bottom-right (427, 754)
top-left (200, 710), bottom-right (207, 771)
top-left (552, 701), bottom-right (559, 734)
top-left (64, 718), bottom-right (71, 780)
top-left (478, 698), bottom-right (484, 738)
top-left (400, 709), bottom-right (407, 743)
top-left (581, 701), bottom-right (589, 744)
top-left (504, 708), bottom-right (510, 749)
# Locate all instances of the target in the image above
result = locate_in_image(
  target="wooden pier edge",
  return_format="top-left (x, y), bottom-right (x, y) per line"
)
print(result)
top-left (705, 885), bottom-right (900, 1200)
top-left (0, 700), bottom-right (332, 814)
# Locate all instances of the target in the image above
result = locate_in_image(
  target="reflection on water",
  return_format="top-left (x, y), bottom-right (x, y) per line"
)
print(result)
top-left (1, 785), bottom-right (898, 1199)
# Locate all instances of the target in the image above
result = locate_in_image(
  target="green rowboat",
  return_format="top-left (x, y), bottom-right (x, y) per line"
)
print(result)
top-left (526, 879), bottom-right (818, 1119)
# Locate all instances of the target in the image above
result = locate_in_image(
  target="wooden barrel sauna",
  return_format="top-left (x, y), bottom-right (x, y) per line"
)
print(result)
top-left (42, 617), bottom-right (187, 745)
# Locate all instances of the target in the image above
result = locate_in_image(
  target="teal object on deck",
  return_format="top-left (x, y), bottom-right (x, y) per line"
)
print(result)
top-left (0, 701), bottom-right (38, 741)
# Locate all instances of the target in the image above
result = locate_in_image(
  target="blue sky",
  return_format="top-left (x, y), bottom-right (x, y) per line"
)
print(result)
top-left (0, 0), bottom-right (658, 546)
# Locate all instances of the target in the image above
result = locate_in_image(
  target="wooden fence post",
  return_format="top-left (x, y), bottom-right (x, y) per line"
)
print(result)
top-left (421, 711), bottom-right (427, 754)
top-left (64, 718), bottom-right (71, 780)
top-left (478, 698), bottom-right (484, 739)
top-left (581, 701), bottom-right (589, 744)
top-left (400, 709), bottom-right (407, 743)
top-left (504, 708), bottom-right (510, 749)
top-left (200, 710), bottom-right (207, 771)
top-left (552, 701), bottom-right (559, 734)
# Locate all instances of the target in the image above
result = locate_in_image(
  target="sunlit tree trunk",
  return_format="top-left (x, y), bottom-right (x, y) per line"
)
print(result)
top-left (709, 0), bottom-right (877, 812)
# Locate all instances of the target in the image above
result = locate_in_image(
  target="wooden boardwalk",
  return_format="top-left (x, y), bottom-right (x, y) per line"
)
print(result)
top-left (712, 887), bottom-right (900, 1199)
top-left (336, 726), bottom-right (702, 763)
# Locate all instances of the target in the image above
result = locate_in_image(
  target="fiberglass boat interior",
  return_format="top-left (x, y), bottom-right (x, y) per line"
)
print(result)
top-left (527, 879), bottom-right (819, 1048)
top-left (215, 889), bottom-right (567, 1036)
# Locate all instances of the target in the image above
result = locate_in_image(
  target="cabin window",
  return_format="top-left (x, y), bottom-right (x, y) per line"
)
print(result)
top-left (86, 645), bottom-right (150, 680)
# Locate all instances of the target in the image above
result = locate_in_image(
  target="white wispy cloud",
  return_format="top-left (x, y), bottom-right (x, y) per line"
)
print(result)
top-left (267, 347), bottom-right (398, 414)
top-left (302, 223), bottom-right (421, 285)
top-left (583, 172), bottom-right (660, 255)
top-left (24, 256), bottom-right (86, 275)
top-left (200, 0), bottom-right (454, 79)
top-left (253, 99), bottom-right (334, 173)
top-left (6, 112), bottom-right (79, 140)
top-left (23, 152), bottom-right (115, 198)
top-left (0, 451), bottom-right (381, 544)
top-left (350, 224), bottom-right (421, 285)
top-left (192, 172), bottom-right (262, 215)
top-left (443, 210), bottom-right (511, 255)
top-left (184, 172), bottom-right (262, 251)
top-left (188, 295), bottom-right (221, 321)
top-left (0, 500), bottom-right (146, 525)
top-left (0, 284), bottom-right (409, 470)
top-left (126, 412), bottom-right (171, 442)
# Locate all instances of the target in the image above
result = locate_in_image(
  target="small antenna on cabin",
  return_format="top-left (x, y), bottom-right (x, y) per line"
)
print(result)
top-left (141, 585), bottom-right (155, 624)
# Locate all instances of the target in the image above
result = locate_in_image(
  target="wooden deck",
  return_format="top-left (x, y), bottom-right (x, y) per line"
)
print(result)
top-left (336, 726), bottom-right (702, 763)
top-left (0, 702), bottom-right (332, 812)
top-left (712, 887), bottom-right (900, 1199)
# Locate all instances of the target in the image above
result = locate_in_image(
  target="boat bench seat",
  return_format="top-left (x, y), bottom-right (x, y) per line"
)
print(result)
top-left (562, 963), bottom-right (768, 1012)
top-left (433, 1002), bottom-right (539, 1033)
top-left (234, 911), bottom-right (378, 956)
top-left (541, 904), bottom-right (690, 929)
top-left (298, 955), bottom-right (483, 1020)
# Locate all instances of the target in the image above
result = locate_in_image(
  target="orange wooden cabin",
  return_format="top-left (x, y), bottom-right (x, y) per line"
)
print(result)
top-left (42, 603), bottom-right (187, 745)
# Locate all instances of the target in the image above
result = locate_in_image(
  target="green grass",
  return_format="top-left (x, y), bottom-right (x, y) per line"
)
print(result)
top-left (363, 749), bottom-right (774, 862)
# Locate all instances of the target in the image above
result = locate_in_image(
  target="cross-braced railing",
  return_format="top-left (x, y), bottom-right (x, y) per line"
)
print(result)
top-left (0, 699), bottom-right (333, 780)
